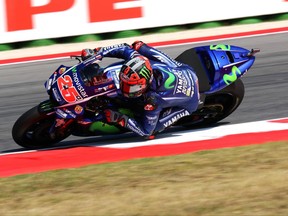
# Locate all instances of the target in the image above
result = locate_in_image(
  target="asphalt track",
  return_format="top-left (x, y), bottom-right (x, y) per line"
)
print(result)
top-left (1, 32), bottom-right (288, 153)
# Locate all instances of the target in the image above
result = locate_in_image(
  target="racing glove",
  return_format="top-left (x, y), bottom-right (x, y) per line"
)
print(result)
top-left (131, 41), bottom-right (145, 51)
top-left (81, 48), bottom-right (94, 61)
top-left (105, 108), bottom-right (158, 138)
top-left (104, 109), bottom-right (129, 127)
top-left (81, 47), bottom-right (102, 61)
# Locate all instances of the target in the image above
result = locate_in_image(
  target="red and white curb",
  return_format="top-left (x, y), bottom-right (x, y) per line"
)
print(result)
top-left (0, 117), bottom-right (287, 178)
top-left (99, 117), bottom-right (288, 149)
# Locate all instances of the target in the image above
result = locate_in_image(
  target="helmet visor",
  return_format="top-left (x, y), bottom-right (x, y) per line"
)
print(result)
top-left (120, 79), bottom-right (147, 98)
top-left (119, 59), bottom-right (152, 98)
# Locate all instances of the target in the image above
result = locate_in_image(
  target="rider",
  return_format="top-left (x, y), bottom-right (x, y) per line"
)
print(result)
top-left (81, 41), bottom-right (200, 139)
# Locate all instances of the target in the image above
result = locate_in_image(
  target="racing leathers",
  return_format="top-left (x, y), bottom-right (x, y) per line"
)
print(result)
top-left (93, 41), bottom-right (200, 138)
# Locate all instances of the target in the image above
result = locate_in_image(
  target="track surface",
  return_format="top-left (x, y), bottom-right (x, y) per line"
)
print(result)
top-left (1, 33), bottom-right (288, 152)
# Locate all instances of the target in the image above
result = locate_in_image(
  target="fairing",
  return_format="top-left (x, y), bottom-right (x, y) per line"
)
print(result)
top-left (193, 45), bottom-right (256, 93)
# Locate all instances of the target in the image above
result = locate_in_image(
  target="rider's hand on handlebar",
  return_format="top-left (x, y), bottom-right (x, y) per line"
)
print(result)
top-left (104, 109), bottom-right (128, 127)
top-left (81, 48), bottom-right (95, 61)
top-left (81, 48), bottom-right (104, 61)
top-left (94, 47), bottom-right (102, 54)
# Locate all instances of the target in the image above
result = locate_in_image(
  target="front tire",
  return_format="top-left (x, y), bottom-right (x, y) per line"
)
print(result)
top-left (12, 105), bottom-right (71, 149)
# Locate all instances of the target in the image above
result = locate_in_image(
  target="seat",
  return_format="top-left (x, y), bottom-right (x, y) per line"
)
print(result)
top-left (175, 48), bottom-right (211, 93)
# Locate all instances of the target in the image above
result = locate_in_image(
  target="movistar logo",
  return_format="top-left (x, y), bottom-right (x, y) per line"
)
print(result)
top-left (72, 67), bottom-right (77, 73)
top-left (139, 66), bottom-right (151, 79)
top-left (210, 44), bottom-right (231, 51)
top-left (223, 66), bottom-right (241, 85)
top-left (160, 68), bottom-right (176, 89)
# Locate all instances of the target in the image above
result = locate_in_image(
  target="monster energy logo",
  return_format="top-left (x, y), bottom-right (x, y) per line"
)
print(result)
top-left (139, 66), bottom-right (151, 79)
top-left (39, 100), bottom-right (54, 112)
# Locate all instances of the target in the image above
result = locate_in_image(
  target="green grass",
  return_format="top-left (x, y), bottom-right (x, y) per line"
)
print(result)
top-left (1, 141), bottom-right (288, 216)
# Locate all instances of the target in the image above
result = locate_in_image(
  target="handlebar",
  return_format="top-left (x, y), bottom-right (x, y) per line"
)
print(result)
top-left (70, 55), bottom-right (82, 63)
top-left (70, 53), bottom-right (103, 64)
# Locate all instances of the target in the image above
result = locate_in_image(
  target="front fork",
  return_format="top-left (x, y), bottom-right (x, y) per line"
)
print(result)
top-left (38, 100), bottom-right (75, 139)
top-left (49, 118), bottom-right (75, 139)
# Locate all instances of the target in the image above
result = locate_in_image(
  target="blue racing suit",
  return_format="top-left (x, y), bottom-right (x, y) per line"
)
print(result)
top-left (99, 41), bottom-right (200, 137)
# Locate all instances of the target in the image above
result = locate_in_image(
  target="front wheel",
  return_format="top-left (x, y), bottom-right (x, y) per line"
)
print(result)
top-left (12, 105), bottom-right (71, 149)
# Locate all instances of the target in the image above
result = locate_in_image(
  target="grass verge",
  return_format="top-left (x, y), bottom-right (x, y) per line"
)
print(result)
top-left (0, 141), bottom-right (288, 216)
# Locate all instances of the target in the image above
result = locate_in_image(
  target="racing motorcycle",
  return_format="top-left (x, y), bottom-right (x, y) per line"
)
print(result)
top-left (12, 44), bottom-right (260, 149)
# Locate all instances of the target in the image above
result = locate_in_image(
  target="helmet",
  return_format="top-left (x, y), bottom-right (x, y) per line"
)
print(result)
top-left (119, 56), bottom-right (153, 98)
top-left (80, 63), bottom-right (104, 86)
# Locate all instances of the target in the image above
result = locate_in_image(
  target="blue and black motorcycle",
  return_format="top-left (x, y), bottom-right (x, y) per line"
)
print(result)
top-left (12, 44), bottom-right (260, 149)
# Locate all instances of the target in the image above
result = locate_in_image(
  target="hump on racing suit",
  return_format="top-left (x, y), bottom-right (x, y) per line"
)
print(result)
top-left (127, 41), bottom-right (200, 136)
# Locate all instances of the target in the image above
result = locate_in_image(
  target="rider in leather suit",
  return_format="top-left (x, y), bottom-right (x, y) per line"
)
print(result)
top-left (81, 41), bottom-right (200, 139)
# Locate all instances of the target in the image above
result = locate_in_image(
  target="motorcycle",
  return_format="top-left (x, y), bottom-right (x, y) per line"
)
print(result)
top-left (12, 44), bottom-right (260, 149)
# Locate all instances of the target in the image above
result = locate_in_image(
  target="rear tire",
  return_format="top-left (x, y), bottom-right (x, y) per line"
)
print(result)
top-left (12, 105), bottom-right (71, 149)
top-left (178, 79), bottom-right (245, 127)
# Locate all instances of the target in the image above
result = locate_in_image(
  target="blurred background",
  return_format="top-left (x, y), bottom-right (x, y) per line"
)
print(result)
top-left (0, 0), bottom-right (288, 152)
top-left (0, 0), bottom-right (288, 51)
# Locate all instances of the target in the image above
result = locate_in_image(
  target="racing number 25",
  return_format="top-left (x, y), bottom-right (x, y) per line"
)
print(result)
top-left (57, 75), bottom-right (80, 103)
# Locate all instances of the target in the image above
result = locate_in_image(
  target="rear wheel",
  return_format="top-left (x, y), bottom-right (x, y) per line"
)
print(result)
top-left (178, 79), bottom-right (245, 127)
top-left (12, 105), bottom-right (71, 149)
